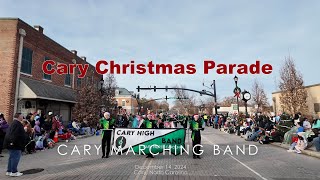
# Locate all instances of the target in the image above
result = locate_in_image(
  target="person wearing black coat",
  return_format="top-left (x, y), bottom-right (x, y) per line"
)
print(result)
top-left (3, 113), bottom-right (26, 177)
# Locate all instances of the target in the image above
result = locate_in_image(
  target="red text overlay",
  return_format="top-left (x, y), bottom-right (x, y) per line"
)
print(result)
top-left (42, 60), bottom-right (272, 78)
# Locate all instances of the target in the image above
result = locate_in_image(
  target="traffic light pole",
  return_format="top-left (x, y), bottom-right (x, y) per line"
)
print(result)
top-left (137, 86), bottom-right (216, 97)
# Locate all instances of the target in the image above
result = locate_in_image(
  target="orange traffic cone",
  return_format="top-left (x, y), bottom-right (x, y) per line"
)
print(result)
top-left (53, 131), bottom-right (59, 143)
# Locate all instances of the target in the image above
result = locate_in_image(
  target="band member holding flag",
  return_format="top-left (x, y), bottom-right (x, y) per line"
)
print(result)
top-left (190, 114), bottom-right (204, 159)
top-left (100, 112), bottom-right (115, 158)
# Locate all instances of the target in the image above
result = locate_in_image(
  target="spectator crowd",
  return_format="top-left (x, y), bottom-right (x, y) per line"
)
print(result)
top-left (209, 112), bottom-right (320, 154)
top-left (1, 108), bottom-right (320, 177)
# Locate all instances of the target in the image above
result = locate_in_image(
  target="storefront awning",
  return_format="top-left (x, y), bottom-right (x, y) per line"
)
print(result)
top-left (19, 77), bottom-right (76, 103)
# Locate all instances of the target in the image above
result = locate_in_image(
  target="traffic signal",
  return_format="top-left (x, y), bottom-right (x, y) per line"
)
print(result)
top-left (165, 96), bottom-right (168, 101)
top-left (137, 86), bottom-right (140, 92)
top-left (165, 85), bottom-right (168, 92)
top-left (154, 86), bottom-right (156, 92)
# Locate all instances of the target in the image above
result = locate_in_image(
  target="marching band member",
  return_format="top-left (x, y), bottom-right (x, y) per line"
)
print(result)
top-left (141, 114), bottom-right (158, 158)
top-left (190, 114), bottom-right (204, 159)
top-left (99, 112), bottom-right (115, 158)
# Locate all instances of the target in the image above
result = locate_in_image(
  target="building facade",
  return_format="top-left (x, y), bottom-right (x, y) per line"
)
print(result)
top-left (217, 104), bottom-right (253, 115)
top-left (272, 83), bottom-right (320, 116)
top-left (114, 88), bottom-right (138, 114)
top-left (0, 18), bottom-right (102, 124)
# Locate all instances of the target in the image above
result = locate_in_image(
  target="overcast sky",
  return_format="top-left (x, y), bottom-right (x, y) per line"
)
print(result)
top-left (1, 0), bottom-right (320, 106)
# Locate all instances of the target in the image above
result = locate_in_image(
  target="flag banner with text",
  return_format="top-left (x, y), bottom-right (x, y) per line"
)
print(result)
top-left (113, 128), bottom-right (186, 155)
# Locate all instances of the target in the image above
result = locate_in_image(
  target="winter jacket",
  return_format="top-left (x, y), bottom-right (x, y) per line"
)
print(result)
top-left (312, 120), bottom-right (320, 129)
top-left (0, 118), bottom-right (9, 137)
top-left (4, 119), bottom-right (26, 150)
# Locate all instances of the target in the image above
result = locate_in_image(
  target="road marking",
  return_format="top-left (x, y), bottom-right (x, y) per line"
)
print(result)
top-left (134, 157), bottom-right (149, 180)
top-left (141, 158), bottom-right (153, 180)
top-left (202, 135), bottom-right (268, 180)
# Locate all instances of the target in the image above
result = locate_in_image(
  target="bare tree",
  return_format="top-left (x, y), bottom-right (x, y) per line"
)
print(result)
top-left (219, 96), bottom-right (245, 107)
top-left (251, 79), bottom-right (269, 112)
top-left (279, 56), bottom-right (308, 115)
top-left (204, 97), bottom-right (216, 114)
top-left (172, 85), bottom-right (197, 115)
top-left (102, 74), bottom-right (117, 113)
top-left (137, 98), bottom-right (167, 114)
top-left (73, 83), bottom-right (101, 127)
top-left (159, 100), bottom-right (169, 112)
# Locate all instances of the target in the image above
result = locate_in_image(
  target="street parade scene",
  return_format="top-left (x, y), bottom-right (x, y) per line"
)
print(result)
top-left (0, 1), bottom-right (320, 180)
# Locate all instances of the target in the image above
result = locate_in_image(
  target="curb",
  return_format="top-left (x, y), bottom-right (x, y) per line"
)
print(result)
top-left (74, 134), bottom-right (93, 139)
top-left (57, 134), bottom-right (93, 142)
top-left (269, 143), bottom-right (320, 159)
top-left (222, 129), bottom-right (320, 159)
top-left (0, 134), bottom-right (93, 155)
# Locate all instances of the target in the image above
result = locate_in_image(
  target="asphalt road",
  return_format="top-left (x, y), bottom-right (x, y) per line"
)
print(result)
top-left (0, 127), bottom-right (319, 180)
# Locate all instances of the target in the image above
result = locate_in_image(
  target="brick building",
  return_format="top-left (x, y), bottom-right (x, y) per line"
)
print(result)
top-left (0, 18), bottom-right (102, 124)
top-left (114, 88), bottom-right (138, 114)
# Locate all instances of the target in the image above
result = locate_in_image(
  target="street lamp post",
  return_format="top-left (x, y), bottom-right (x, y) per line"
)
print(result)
top-left (233, 76), bottom-right (240, 114)
top-left (98, 78), bottom-right (105, 116)
top-left (241, 90), bottom-right (251, 117)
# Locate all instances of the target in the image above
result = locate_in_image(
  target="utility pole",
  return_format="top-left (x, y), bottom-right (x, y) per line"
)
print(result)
top-left (203, 80), bottom-right (219, 114)
top-left (213, 80), bottom-right (218, 115)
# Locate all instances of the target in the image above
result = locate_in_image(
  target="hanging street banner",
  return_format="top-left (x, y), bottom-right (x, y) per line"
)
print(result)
top-left (112, 128), bottom-right (186, 156)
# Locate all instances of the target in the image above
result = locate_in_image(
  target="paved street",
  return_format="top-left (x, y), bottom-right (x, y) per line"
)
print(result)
top-left (0, 127), bottom-right (319, 180)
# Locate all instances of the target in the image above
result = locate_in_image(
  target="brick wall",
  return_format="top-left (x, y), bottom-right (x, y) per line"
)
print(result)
top-left (0, 18), bottom-right (102, 122)
top-left (0, 19), bottom-right (19, 122)
top-left (115, 96), bottom-right (138, 114)
top-left (17, 19), bottom-right (101, 88)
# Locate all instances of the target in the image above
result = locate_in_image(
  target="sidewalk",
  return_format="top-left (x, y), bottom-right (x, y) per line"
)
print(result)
top-left (269, 142), bottom-right (320, 159)
top-left (219, 128), bottom-right (320, 159)
top-left (0, 133), bottom-right (93, 155)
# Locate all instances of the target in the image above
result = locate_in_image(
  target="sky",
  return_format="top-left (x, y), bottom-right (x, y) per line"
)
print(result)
top-left (1, 0), bottom-right (320, 106)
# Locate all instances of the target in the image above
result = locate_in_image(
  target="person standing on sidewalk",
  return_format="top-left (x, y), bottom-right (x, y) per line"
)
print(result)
top-left (4, 113), bottom-right (26, 177)
top-left (0, 113), bottom-right (9, 157)
top-left (190, 114), bottom-right (204, 159)
top-left (100, 112), bottom-right (115, 158)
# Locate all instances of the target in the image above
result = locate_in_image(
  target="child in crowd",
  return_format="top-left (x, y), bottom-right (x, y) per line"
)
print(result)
top-left (259, 130), bottom-right (270, 144)
top-left (34, 120), bottom-right (41, 137)
top-left (35, 130), bottom-right (47, 150)
top-left (287, 132), bottom-right (307, 154)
